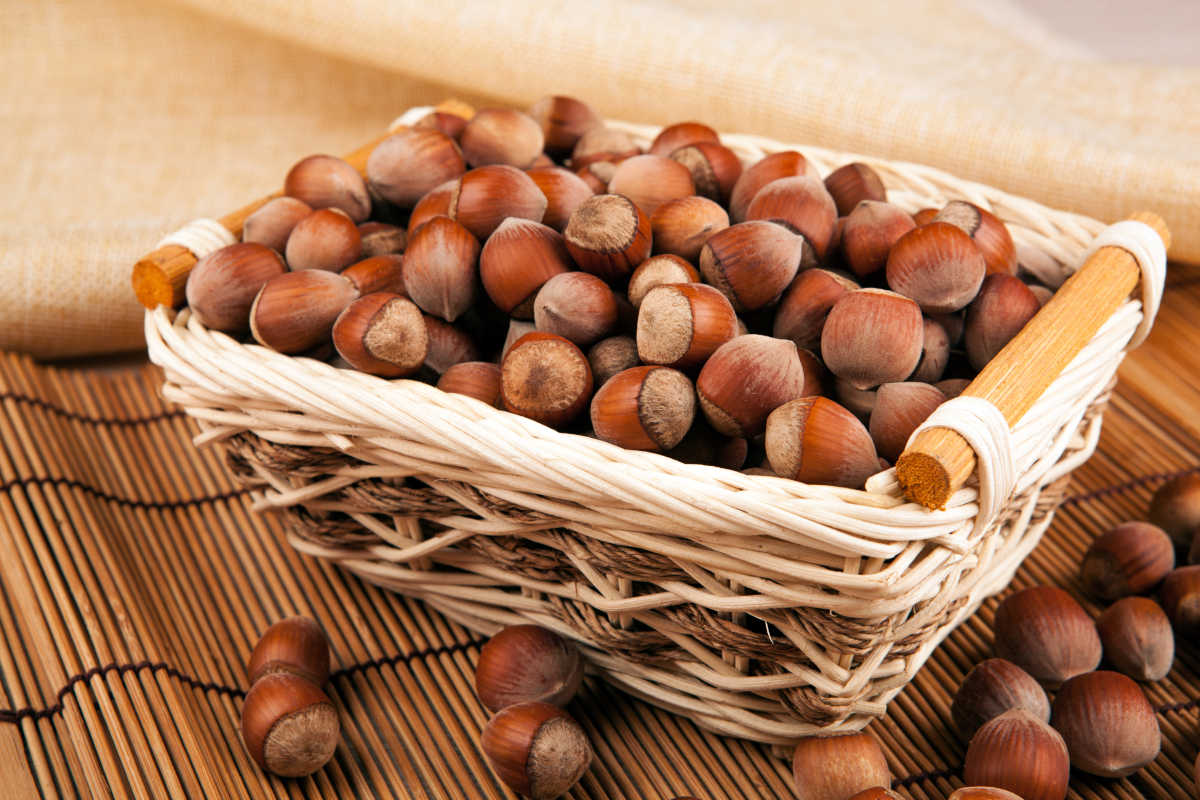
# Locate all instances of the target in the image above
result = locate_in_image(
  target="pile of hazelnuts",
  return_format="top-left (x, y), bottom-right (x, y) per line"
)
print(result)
top-left (183, 95), bottom-right (1047, 490)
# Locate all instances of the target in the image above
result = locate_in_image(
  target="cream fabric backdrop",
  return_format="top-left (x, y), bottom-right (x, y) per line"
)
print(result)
top-left (2, 0), bottom-right (1197, 359)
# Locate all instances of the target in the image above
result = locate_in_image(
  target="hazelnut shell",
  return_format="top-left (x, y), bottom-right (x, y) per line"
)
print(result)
top-left (606, 154), bottom-right (696, 218)
top-left (285, 208), bottom-right (363, 272)
top-left (824, 162), bottom-right (887, 217)
top-left (951, 658), bottom-right (1050, 738)
top-left (649, 196), bottom-right (730, 263)
top-left (1148, 472), bottom-right (1200, 550)
top-left (500, 332), bottom-right (594, 429)
top-left (367, 129), bottom-right (466, 209)
top-left (479, 218), bottom-right (572, 316)
top-left (699, 221), bottom-right (805, 312)
top-left (1096, 596), bottom-right (1174, 682)
top-left (250, 270), bottom-right (358, 354)
top-left (773, 269), bottom-right (859, 352)
top-left (563, 194), bottom-right (652, 283)
top-left (533, 272), bottom-right (619, 347)
top-left (525, 167), bottom-right (595, 232)
top-left (284, 154), bottom-right (371, 223)
top-left (820, 289), bottom-right (923, 390)
top-left (242, 197), bottom-right (312, 253)
top-left (246, 616), bottom-right (331, 686)
top-left (332, 292), bottom-right (428, 377)
top-left (459, 108), bottom-right (545, 169)
top-left (401, 216), bottom-right (480, 323)
top-left (186, 242), bottom-right (287, 333)
top-left (765, 396), bottom-right (879, 488)
top-left (1079, 521), bottom-right (1175, 600)
top-left (744, 175), bottom-right (838, 261)
top-left (992, 585), bottom-right (1101, 688)
top-left (437, 361), bottom-right (502, 407)
top-left (241, 672), bottom-right (339, 778)
top-left (886, 222), bottom-right (986, 314)
top-left (963, 709), bottom-right (1070, 800)
top-left (696, 335), bottom-right (810, 438)
top-left (636, 282), bottom-right (738, 370)
top-left (590, 365), bottom-right (696, 451)
top-left (791, 732), bottom-right (890, 800)
top-left (1050, 670), bottom-right (1161, 777)
top-left (729, 150), bottom-right (816, 222)
top-left (450, 165), bottom-right (548, 240)
top-left (475, 625), bottom-right (584, 712)
top-left (480, 702), bottom-right (592, 800)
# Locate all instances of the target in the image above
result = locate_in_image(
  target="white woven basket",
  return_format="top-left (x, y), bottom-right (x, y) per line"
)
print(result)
top-left (143, 107), bottom-right (1159, 746)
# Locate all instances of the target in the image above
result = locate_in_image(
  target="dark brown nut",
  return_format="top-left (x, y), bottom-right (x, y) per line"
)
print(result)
top-left (729, 150), bottom-right (817, 223)
top-left (1080, 521), bottom-right (1175, 600)
top-left (1160, 564), bottom-right (1200, 635)
top-left (250, 270), bottom-right (358, 354)
top-left (570, 126), bottom-right (641, 168)
top-left (841, 201), bottom-right (916, 278)
top-left (965, 274), bottom-right (1041, 370)
top-left (186, 243), bottom-right (287, 333)
top-left (285, 208), bottom-right (363, 272)
top-left (241, 673), bottom-right (339, 777)
top-left (423, 315), bottom-right (480, 374)
top-left (886, 222), bottom-right (986, 314)
top-left (284, 154), bottom-right (371, 223)
top-left (587, 336), bottom-right (639, 386)
top-left (367, 129), bottom-right (466, 209)
top-left (1148, 472), bottom-right (1200, 550)
top-left (869, 382), bottom-right (946, 463)
top-left (993, 586), bottom-right (1102, 688)
top-left (744, 175), bottom-right (838, 261)
top-left (332, 292), bottom-right (428, 377)
top-left (591, 365), bottom-right (696, 451)
top-left (936, 200), bottom-right (1018, 276)
top-left (528, 95), bottom-right (600, 157)
top-left (479, 218), bottom-right (572, 317)
top-left (401, 216), bottom-right (480, 323)
top-left (340, 254), bottom-right (406, 297)
top-left (1097, 596), bottom-right (1174, 682)
top-left (500, 332), bottom-right (593, 428)
top-left (525, 166), bottom-right (595, 232)
top-left (475, 625), bottom-right (584, 711)
top-left (437, 361), bottom-right (502, 406)
top-left (563, 194), bottom-right (652, 283)
top-left (791, 732), bottom-right (890, 800)
top-left (242, 197), bottom-right (313, 253)
top-left (648, 121), bottom-right (719, 156)
top-left (627, 255), bottom-right (701, 308)
top-left (696, 335), bottom-right (810, 438)
top-left (910, 317), bottom-right (952, 383)
top-left (963, 709), bottom-right (1070, 800)
top-left (533, 272), bottom-right (619, 347)
top-left (636, 283), bottom-right (738, 369)
top-left (773, 268), bottom-right (859, 351)
top-left (1050, 670), bottom-right (1160, 778)
top-left (766, 397), bottom-right (879, 488)
top-left (821, 289), bottom-right (924, 390)
top-left (412, 110), bottom-right (469, 140)
top-left (481, 702), bottom-right (592, 800)
top-left (669, 142), bottom-right (743, 204)
top-left (952, 658), bottom-right (1050, 739)
top-left (699, 221), bottom-right (806, 312)
top-left (449, 165), bottom-right (548, 240)
top-left (407, 180), bottom-right (456, 236)
top-left (357, 221), bottom-right (406, 257)
top-left (606, 154), bottom-right (695, 218)
top-left (649, 196), bottom-right (730, 263)
top-left (246, 616), bottom-right (331, 686)
top-left (824, 162), bottom-right (887, 217)
top-left (460, 108), bottom-right (545, 169)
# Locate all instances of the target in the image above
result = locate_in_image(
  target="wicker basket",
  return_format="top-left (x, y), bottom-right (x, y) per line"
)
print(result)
top-left (137, 106), bottom-right (1167, 746)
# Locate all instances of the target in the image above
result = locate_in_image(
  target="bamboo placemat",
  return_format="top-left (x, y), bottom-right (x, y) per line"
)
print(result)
top-left (1, 274), bottom-right (1198, 799)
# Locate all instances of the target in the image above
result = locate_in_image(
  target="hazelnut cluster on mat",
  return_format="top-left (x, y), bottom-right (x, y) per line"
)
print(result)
top-left (183, 95), bottom-right (1049, 490)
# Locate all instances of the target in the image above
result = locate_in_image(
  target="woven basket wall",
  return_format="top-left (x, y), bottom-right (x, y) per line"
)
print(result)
top-left (145, 108), bottom-right (1144, 746)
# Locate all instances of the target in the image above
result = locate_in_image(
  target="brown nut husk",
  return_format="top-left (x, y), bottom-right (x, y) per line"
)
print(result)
top-left (590, 366), bottom-right (696, 451)
top-left (963, 709), bottom-right (1070, 800)
top-left (332, 293), bottom-right (428, 377)
top-left (340, 254), bottom-right (406, 297)
top-left (479, 217), bottom-right (573, 316)
top-left (627, 255), bottom-right (701, 308)
top-left (525, 166), bottom-right (595, 232)
top-left (357, 221), bottom-right (407, 257)
top-left (669, 141), bottom-right (743, 204)
top-left (648, 121), bottom-right (720, 156)
top-left (869, 382), bottom-right (946, 464)
top-left (765, 397), bottom-right (879, 488)
top-left (246, 616), bottom-right (331, 687)
top-left (791, 732), bottom-right (890, 800)
top-left (407, 180), bottom-right (456, 236)
top-left (241, 673), bottom-right (339, 778)
top-left (570, 125), bottom-right (641, 169)
top-left (607, 154), bottom-right (696, 218)
top-left (1050, 670), bottom-right (1161, 778)
top-left (587, 336), bottom-right (639, 386)
top-left (1079, 521), bottom-right (1175, 601)
top-left (1096, 596), bottom-right (1174, 682)
top-left (475, 625), bottom-right (584, 712)
top-left (910, 316), bottom-right (952, 383)
top-left (965, 274), bottom-right (1041, 370)
top-left (242, 197), bottom-right (312, 253)
top-left (480, 702), bottom-right (593, 800)
top-left (423, 315), bottom-right (481, 374)
top-left (951, 658), bottom-right (1050, 739)
top-left (449, 165), bottom-right (548, 240)
top-left (696, 335), bottom-right (810, 438)
top-left (948, 786), bottom-right (1027, 800)
top-left (528, 95), bottom-right (600, 157)
top-left (992, 586), bottom-right (1102, 688)
top-left (1160, 564), bottom-right (1200, 635)
top-left (824, 162), bottom-right (887, 217)
top-left (841, 200), bottom-right (915, 279)
top-left (186, 242), bottom-right (287, 333)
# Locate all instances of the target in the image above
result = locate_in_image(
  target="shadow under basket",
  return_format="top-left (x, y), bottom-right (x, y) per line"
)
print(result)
top-left (140, 106), bottom-right (1166, 746)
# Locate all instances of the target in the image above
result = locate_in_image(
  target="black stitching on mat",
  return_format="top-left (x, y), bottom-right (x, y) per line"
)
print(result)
top-left (0, 477), bottom-right (254, 510)
top-left (0, 393), bottom-right (184, 427)
top-left (1060, 465), bottom-right (1200, 509)
top-left (894, 766), bottom-right (958, 788)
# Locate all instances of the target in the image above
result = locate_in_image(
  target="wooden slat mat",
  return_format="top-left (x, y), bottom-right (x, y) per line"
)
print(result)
top-left (1, 277), bottom-right (1198, 799)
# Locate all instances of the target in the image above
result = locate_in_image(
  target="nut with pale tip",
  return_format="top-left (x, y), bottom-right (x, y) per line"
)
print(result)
top-left (528, 95), bottom-right (600, 157)
top-left (606, 154), bottom-right (696, 218)
top-left (766, 396), bottom-right (879, 488)
top-left (563, 194), bottom-right (652, 283)
top-left (670, 142), bottom-right (743, 204)
top-left (401, 216), bottom-right (480, 323)
top-left (1080, 521), bottom-right (1174, 601)
top-left (824, 162), bottom-right (887, 217)
top-left (474, 625), bottom-right (584, 711)
top-left (841, 201), bottom-right (915, 278)
top-left (773, 269), bottom-right (859, 351)
top-left (910, 317), bottom-right (952, 383)
top-left (423, 315), bottom-right (480, 374)
top-left (963, 709), bottom-right (1070, 800)
top-left (533, 272), bottom-right (619, 347)
top-left (340, 254), bottom-right (406, 297)
top-left (745, 175), bottom-right (838, 261)
top-left (729, 150), bottom-right (818, 222)
top-left (242, 196), bottom-right (312, 253)
top-left (250, 270), bottom-right (358, 354)
top-left (636, 283), bottom-right (738, 370)
top-left (449, 165), bottom-right (548, 240)
top-left (964, 274), bottom-right (1041, 371)
top-left (650, 196), bottom-right (730, 262)
top-left (500, 332), bottom-right (594, 428)
top-left (367, 128), bottom-right (466, 209)
top-left (586, 336), bottom-right (638, 386)
top-left (936, 200), bottom-right (1017, 276)
top-left (1148, 472), bottom-right (1200, 550)
top-left (1097, 596), bottom-right (1174, 682)
top-left (570, 125), bottom-right (641, 169)
top-left (992, 586), bottom-right (1101, 688)
top-left (627, 255), bottom-right (701, 307)
top-left (185, 242), bottom-right (287, 333)
top-left (699, 221), bottom-right (806, 311)
top-left (285, 208), bottom-right (363, 272)
top-left (436, 361), bottom-right (502, 406)
top-left (821, 289), bottom-right (924, 390)
top-left (791, 732), bottom-right (891, 800)
top-left (357, 221), bottom-right (406, 257)
top-left (886, 222), bottom-right (986, 314)
top-left (284, 154), bottom-right (371, 223)
top-left (332, 293), bottom-right (428, 377)
top-left (869, 382), bottom-right (946, 464)
top-left (241, 672), bottom-right (339, 777)
top-left (697, 335), bottom-right (811, 438)
top-left (525, 166), bottom-right (595, 232)
top-left (1050, 670), bottom-right (1160, 778)
top-left (591, 365), bottom-right (696, 451)
top-left (480, 701), bottom-right (592, 800)
top-left (952, 658), bottom-right (1050, 739)
top-left (648, 121), bottom-right (720, 156)
top-left (407, 180), bottom-right (456, 235)
top-left (459, 108), bottom-right (545, 169)
top-left (1160, 564), bottom-right (1200, 635)
top-left (479, 218), bottom-right (573, 317)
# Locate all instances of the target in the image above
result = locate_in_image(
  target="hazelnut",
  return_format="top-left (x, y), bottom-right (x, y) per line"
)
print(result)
top-left (636, 283), bottom-right (737, 370)
top-left (587, 336), bottom-right (639, 386)
top-left (936, 200), bottom-right (1017, 276)
top-left (947, 789), bottom-right (1025, 800)
top-left (912, 207), bottom-right (938, 225)
top-left (528, 95), bottom-right (600, 157)
top-left (869, 382), bottom-right (946, 463)
top-left (993, 586), bottom-right (1102, 688)
top-left (437, 361), bottom-right (502, 406)
top-left (824, 162), bottom-right (887, 217)
top-left (821, 289), bottom-right (924, 390)
top-left (459, 108), bottom-right (545, 169)
top-left (283, 154), bottom-right (371, 223)
top-left (791, 732), bottom-right (890, 800)
top-left (240, 672), bottom-right (339, 777)
top-left (574, 161), bottom-right (615, 193)
top-left (480, 702), bottom-right (592, 800)
top-left (765, 397), bottom-right (879, 488)
top-left (242, 196), bottom-right (312, 252)
top-left (332, 293), bottom-right (428, 377)
top-left (1050, 670), bottom-right (1160, 778)
top-left (246, 616), bottom-right (331, 686)
top-left (773, 268), bottom-right (859, 351)
top-left (367, 129), bottom-right (466, 208)
top-left (606, 155), bottom-right (696, 218)
top-left (886, 222), bottom-right (986, 314)
top-left (475, 625), bottom-right (584, 712)
top-left (525, 166), bottom-right (595, 232)
top-left (570, 126), bottom-right (640, 169)
top-left (533, 272), bottom-right (619, 347)
top-left (1080, 521), bottom-right (1175, 601)
top-left (412, 110), bottom-right (469, 140)
top-left (285, 208), bottom-right (363, 272)
top-left (699, 221), bottom-right (806, 311)
top-left (1148, 472), bottom-right (1200, 550)
top-left (964, 274), bottom-right (1040, 370)
top-left (696, 335), bottom-right (810, 438)
top-left (357, 221), bottom-right (407, 257)
top-left (649, 196), bottom-right (730, 262)
top-left (963, 709), bottom-right (1070, 800)
top-left (401, 216), bottom-right (480, 323)
top-left (591, 366), bottom-right (696, 451)
top-left (407, 180), bottom-right (456, 236)
top-left (745, 175), bottom-right (838, 260)
top-left (250, 270), bottom-right (358, 354)
top-left (936, 377), bottom-right (972, 399)
top-left (185, 242), bottom-right (287, 333)
top-left (1097, 596), bottom-right (1174, 682)
top-left (449, 165), bottom-right (548, 240)
top-left (563, 194), bottom-right (652, 283)
top-left (909, 317), bottom-right (951, 383)
top-left (835, 378), bottom-right (878, 421)
top-left (929, 310), bottom-right (965, 346)
top-left (500, 332), bottom-right (593, 428)
top-left (340, 254), bottom-right (406, 297)
top-left (952, 658), bottom-right (1050, 738)
top-left (648, 121), bottom-right (720, 156)
top-left (1160, 564), bottom-right (1200, 635)
top-left (627, 255), bottom-right (701, 307)
top-left (479, 218), bottom-right (572, 317)
top-left (841, 201), bottom-right (916, 278)
top-left (848, 790), bottom-right (904, 800)
top-left (669, 142), bottom-right (743, 204)
top-left (423, 315), bottom-right (481, 374)
top-left (729, 150), bottom-right (817, 223)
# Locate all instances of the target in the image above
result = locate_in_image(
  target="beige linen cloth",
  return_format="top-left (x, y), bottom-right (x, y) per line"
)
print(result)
top-left (2, 0), bottom-right (1198, 359)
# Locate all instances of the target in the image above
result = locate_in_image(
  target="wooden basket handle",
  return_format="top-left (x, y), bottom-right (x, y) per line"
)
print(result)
top-left (895, 211), bottom-right (1170, 510)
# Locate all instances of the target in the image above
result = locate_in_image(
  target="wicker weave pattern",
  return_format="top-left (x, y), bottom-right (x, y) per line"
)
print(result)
top-left (146, 115), bottom-right (1144, 744)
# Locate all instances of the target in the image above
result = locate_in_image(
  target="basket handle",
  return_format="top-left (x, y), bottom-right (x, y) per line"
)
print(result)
top-left (895, 211), bottom-right (1170, 510)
